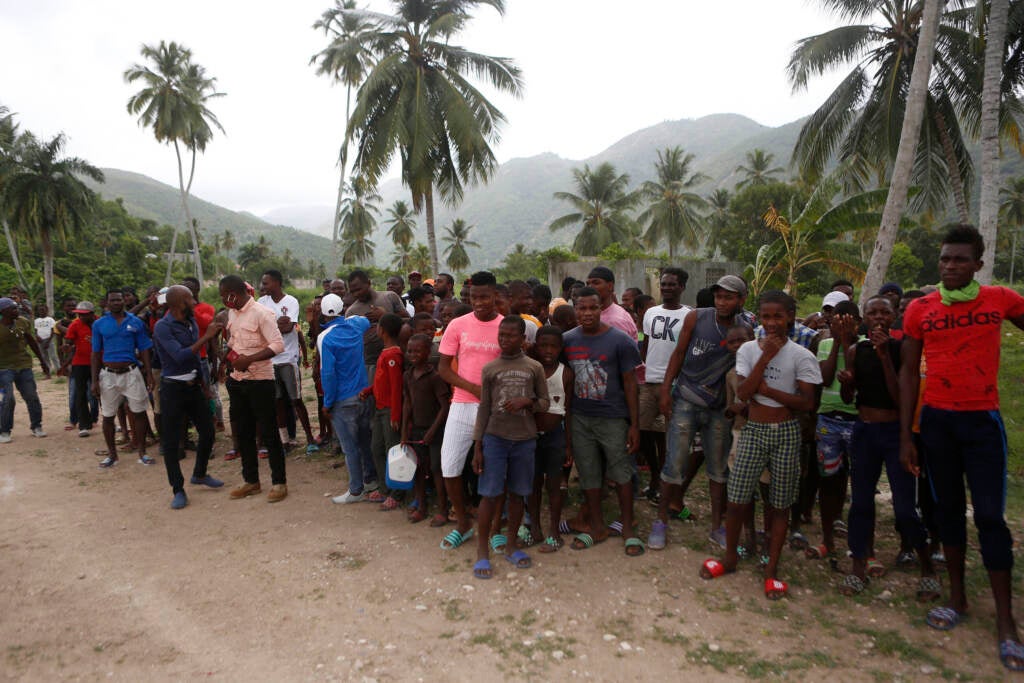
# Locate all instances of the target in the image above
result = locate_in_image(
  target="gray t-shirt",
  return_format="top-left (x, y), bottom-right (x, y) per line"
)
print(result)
top-left (735, 338), bottom-right (822, 408)
top-left (564, 326), bottom-right (641, 419)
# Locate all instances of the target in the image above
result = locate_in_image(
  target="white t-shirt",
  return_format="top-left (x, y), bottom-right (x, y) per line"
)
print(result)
top-left (34, 316), bottom-right (56, 341)
top-left (642, 304), bottom-right (692, 383)
top-left (735, 338), bottom-right (822, 408)
top-left (257, 294), bottom-right (301, 365)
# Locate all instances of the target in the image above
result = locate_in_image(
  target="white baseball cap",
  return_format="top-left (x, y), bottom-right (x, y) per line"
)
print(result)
top-left (321, 293), bottom-right (344, 317)
top-left (821, 291), bottom-right (849, 311)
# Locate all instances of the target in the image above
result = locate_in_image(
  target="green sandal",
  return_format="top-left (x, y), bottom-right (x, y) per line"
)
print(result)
top-left (624, 537), bottom-right (646, 557)
top-left (538, 536), bottom-right (563, 553)
top-left (490, 534), bottom-right (508, 553)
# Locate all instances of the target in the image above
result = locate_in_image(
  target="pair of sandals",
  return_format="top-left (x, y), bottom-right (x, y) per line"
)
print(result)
top-left (473, 538), bottom-right (532, 579)
top-left (926, 606), bottom-right (1024, 672)
top-left (700, 559), bottom-right (787, 599)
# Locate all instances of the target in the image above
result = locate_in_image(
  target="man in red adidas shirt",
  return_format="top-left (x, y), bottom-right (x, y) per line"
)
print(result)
top-left (900, 224), bottom-right (1024, 672)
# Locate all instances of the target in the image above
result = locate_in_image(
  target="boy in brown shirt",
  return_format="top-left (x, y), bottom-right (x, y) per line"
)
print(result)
top-left (470, 316), bottom-right (550, 579)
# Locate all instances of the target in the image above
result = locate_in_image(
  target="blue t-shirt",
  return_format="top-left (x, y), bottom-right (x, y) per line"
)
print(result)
top-left (563, 326), bottom-right (641, 419)
top-left (91, 312), bottom-right (153, 363)
top-left (319, 316), bottom-right (371, 408)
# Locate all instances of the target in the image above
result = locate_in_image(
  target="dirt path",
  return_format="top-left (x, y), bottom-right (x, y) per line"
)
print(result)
top-left (0, 376), bottom-right (1016, 681)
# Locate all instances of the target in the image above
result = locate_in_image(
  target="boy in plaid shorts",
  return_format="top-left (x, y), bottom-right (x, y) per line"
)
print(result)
top-left (700, 291), bottom-right (821, 599)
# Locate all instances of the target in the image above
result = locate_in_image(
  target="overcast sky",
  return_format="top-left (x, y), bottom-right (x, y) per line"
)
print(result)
top-left (1, 0), bottom-right (847, 216)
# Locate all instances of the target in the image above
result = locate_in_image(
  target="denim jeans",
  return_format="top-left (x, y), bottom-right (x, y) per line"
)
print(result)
top-left (0, 368), bottom-right (42, 434)
top-left (331, 396), bottom-right (375, 495)
top-left (70, 365), bottom-right (98, 430)
top-left (663, 398), bottom-right (732, 485)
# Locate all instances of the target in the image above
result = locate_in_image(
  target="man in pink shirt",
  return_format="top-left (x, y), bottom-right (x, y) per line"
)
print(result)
top-left (437, 271), bottom-right (504, 550)
top-left (587, 266), bottom-right (638, 341)
top-left (219, 275), bottom-right (289, 503)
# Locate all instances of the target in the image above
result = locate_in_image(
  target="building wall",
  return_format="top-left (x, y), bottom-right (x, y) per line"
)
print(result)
top-left (549, 258), bottom-right (745, 308)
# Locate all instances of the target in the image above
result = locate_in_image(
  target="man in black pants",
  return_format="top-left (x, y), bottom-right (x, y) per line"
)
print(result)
top-left (219, 275), bottom-right (289, 503)
top-left (152, 286), bottom-right (225, 509)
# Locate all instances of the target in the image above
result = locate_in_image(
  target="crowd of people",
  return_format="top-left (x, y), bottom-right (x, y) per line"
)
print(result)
top-left (1, 224), bottom-right (1022, 671)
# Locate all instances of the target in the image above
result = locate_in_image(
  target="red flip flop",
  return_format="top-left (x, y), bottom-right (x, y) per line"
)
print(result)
top-left (700, 558), bottom-right (727, 580)
top-left (765, 577), bottom-right (788, 600)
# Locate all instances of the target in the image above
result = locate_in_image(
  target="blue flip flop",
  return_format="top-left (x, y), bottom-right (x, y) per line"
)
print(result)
top-left (1000, 639), bottom-right (1024, 672)
top-left (926, 606), bottom-right (965, 631)
top-left (505, 549), bottom-right (531, 569)
top-left (473, 558), bottom-right (493, 580)
top-left (440, 527), bottom-right (475, 550)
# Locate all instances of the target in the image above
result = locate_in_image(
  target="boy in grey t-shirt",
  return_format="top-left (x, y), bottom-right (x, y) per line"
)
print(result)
top-left (699, 291), bottom-right (821, 600)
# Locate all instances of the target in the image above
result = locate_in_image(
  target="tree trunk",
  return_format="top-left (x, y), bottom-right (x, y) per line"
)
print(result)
top-left (862, 0), bottom-right (944, 302)
top-left (3, 220), bottom-right (26, 289)
top-left (424, 186), bottom-right (439, 275)
top-left (42, 233), bottom-right (54, 315)
top-left (978, 0), bottom-right (1009, 284)
top-left (180, 145), bottom-right (204, 284)
top-left (933, 108), bottom-right (971, 224)
top-left (1010, 225), bottom-right (1019, 284)
top-left (332, 84), bottom-right (353, 278)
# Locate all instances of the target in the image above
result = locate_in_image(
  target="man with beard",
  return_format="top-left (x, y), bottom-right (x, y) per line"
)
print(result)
top-left (152, 286), bottom-right (225, 509)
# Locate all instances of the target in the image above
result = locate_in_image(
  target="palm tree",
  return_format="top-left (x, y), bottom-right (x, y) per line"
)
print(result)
top-left (221, 228), bottom-right (235, 254)
top-left (0, 104), bottom-right (28, 288)
top-left (3, 134), bottom-right (104, 312)
top-left (704, 187), bottom-right (732, 257)
top-left (735, 149), bottom-right (784, 189)
top-left (125, 41), bottom-right (225, 285)
top-left (238, 235), bottom-right (271, 269)
top-left (550, 162), bottom-right (641, 255)
top-left (391, 242), bottom-right (414, 271)
top-left (442, 218), bottom-right (479, 272)
top-left (384, 199), bottom-right (417, 249)
top-left (787, 1), bottom-right (1024, 218)
top-left (863, 0), bottom-right (944, 301)
top-left (979, 0), bottom-right (1011, 284)
top-left (999, 176), bottom-right (1024, 284)
top-left (338, 176), bottom-right (380, 265)
top-left (338, 0), bottom-right (524, 274)
top-left (311, 0), bottom-right (378, 272)
top-left (637, 147), bottom-right (708, 259)
top-left (407, 242), bottom-right (432, 275)
top-left (760, 176), bottom-right (884, 297)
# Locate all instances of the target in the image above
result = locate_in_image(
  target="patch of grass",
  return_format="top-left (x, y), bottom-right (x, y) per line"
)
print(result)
top-left (848, 625), bottom-right (941, 668)
top-left (438, 631), bottom-right (455, 640)
top-left (443, 599), bottom-right (468, 622)
top-left (651, 624), bottom-right (689, 647)
top-left (29, 448), bottom-right (46, 458)
top-left (518, 609), bottom-right (538, 627)
top-left (470, 629), bottom-right (501, 648)
top-left (745, 658), bottom-right (785, 679)
top-left (599, 617), bottom-right (633, 637)
top-left (686, 643), bottom-right (751, 673)
top-left (326, 550), bottom-right (366, 570)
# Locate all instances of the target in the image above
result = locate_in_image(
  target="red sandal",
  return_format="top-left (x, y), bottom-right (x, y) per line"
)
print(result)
top-left (765, 577), bottom-right (788, 600)
top-left (700, 558), bottom-right (727, 580)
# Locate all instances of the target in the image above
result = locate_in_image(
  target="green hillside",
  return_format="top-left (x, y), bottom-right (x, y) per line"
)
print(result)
top-left (83, 169), bottom-right (333, 265)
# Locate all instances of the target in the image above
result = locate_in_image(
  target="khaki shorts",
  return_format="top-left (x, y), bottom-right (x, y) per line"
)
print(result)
top-left (99, 367), bottom-right (149, 418)
top-left (638, 382), bottom-right (666, 432)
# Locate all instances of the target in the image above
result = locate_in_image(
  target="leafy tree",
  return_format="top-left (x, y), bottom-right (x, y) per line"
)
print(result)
top-left (759, 176), bottom-right (884, 297)
top-left (638, 147), bottom-right (708, 259)
top-left (550, 162), bottom-right (641, 256)
top-left (238, 235), bottom-right (272, 269)
top-left (338, 0), bottom-right (524, 274)
top-left (339, 177), bottom-right (380, 265)
top-left (443, 218), bottom-right (479, 273)
top-left (735, 149), bottom-right (784, 189)
top-left (125, 41), bottom-right (225, 284)
top-left (3, 133), bottom-right (104, 312)
top-left (311, 0), bottom-right (378, 270)
top-left (0, 104), bottom-right (28, 288)
top-left (1000, 176), bottom-right (1024, 283)
top-left (978, 0), bottom-right (1011, 284)
top-left (886, 241), bottom-right (924, 286)
top-left (494, 243), bottom-right (544, 282)
top-left (221, 228), bottom-right (236, 254)
top-left (714, 181), bottom-right (807, 263)
top-left (384, 199), bottom-right (417, 249)
top-left (406, 242), bottom-right (432, 276)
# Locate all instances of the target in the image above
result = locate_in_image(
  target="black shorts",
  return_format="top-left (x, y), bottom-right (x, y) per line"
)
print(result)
top-left (535, 424), bottom-right (566, 481)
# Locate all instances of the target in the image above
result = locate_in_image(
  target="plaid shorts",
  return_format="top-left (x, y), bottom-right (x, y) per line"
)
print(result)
top-left (728, 420), bottom-right (801, 509)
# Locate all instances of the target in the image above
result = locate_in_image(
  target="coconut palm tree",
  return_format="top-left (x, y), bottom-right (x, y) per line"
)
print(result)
top-left (788, 0), bottom-right (1024, 219)
top-left (862, 0), bottom-right (944, 300)
top-left (3, 133), bottom-right (104, 312)
top-left (638, 147), bottom-right (708, 259)
top-left (221, 229), bottom-right (235, 254)
top-left (979, 0), bottom-right (1011, 284)
top-left (704, 187), bottom-right (732, 257)
top-left (735, 149), bottom-right (784, 189)
top-left (338, 177), bottom-right (380, 265)
top-left (550, 162), bottom-right (641, 256)
top-left (337, 0), bottom-right (524, 274)
top-left (407, 242), bottom-right (432, 275)
top-left (1000, 176), bottom-right (1024, 283)
top-left (238, 235), bottom-right (271, 269)
top-left (442, 218), bottom-right (479, 272)
top-left (0, 104), bottom-right (28, 289)
top-left (311, 0), bottom-right (378, 271)
top-left (125, 41), bottom-right (225, 285)
top-left (384, 199), bottom-right (417, 249)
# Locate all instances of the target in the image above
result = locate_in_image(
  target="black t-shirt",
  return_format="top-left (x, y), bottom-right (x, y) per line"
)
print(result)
top-left (853, 338), bottom-right (902, 410)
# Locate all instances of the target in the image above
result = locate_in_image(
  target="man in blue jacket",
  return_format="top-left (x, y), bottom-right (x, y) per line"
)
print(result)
top-left (318, 293), bottom-right (377, 503)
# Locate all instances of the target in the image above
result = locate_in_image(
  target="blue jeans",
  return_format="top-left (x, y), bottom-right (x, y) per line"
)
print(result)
top-left (331, 396), bottom-right (375, 495)
top-left (0, 368), bottom-right (43, 434)
top-left (663, 398), bottom-right (731, 485)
